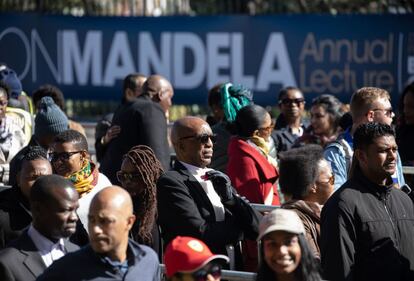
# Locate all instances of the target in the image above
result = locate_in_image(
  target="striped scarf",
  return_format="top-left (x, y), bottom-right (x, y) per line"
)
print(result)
top-left (67, 160), bottom-right (99, 197)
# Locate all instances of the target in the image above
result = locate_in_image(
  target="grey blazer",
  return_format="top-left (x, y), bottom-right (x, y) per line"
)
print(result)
top-left (0, 230), bottom-right (79, 281)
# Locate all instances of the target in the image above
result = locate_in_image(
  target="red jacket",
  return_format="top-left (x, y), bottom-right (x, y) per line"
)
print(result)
top-left (227, 137), bottom-right (280, 205)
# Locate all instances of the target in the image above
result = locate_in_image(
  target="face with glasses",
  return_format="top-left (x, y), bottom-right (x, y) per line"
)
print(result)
top-left (256, 112), bottom-right (274, 141)
top-left (117, 158), bottom-right (145, 197)
top-left (368, 97), bottom-right (394, 126)
top-left (50, 142), bottom-right (87, 177)
top-left (278, 90), bottom-right (305, 120)
top-left (175, 119), bottom-right (214, 168)
top-left (171, 263), bottom-right (222, 281)
top-left (0, 89), bottom-right (8, 119)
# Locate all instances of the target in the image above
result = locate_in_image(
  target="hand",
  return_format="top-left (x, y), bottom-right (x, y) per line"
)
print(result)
top-left (205, 170), bottom-right (234, 203)
top-left (102, 125), bottom-right (121, 145)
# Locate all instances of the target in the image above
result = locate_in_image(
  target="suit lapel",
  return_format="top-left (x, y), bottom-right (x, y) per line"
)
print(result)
top-left (174, 162), bottom-right (216, 220)
top-left (18, 232), bottom-right (47, 278)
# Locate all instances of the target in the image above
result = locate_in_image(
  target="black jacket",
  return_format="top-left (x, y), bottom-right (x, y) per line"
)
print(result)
top-left (157, 161), bottom-right (260, 257)
top-left (0, 230), bottom-right (79, 281)
top-left (321, 168), bottom-right (414, 281)
top-left (100, 96), bottom-right (170, 185)
top-left (0, 187), bottom-right (32, 249)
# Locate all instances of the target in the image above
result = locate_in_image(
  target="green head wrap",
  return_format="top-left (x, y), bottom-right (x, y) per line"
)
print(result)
top-left (221, 83), bottom-right (253, 122)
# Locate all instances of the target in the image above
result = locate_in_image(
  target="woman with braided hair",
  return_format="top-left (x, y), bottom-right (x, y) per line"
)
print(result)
top-left (117, 145), bottom-right (164, 257)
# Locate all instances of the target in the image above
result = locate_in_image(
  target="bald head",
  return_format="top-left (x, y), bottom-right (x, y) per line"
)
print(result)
top-left (90, 185), bottom-right (133, 216)
top-left (88, 186), bottom-right (136, 261)
top-left (142, 74), bottom-right (174, 112)
top-left (172, 116), bottom-right (214, 168)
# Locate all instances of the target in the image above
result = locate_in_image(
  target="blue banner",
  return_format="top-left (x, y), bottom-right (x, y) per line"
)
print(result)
top-left (1, 13), bottom-right (413, 105)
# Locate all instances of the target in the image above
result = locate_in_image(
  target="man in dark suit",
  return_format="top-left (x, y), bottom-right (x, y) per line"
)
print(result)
top-left (0, 175), bottom-right (80, 281)
top-left (100, 74), bottom-right (173, 184)
top-left (0, 146), bottom-right (52, 248)
top-left (157, 116), bottom-right (260, 270)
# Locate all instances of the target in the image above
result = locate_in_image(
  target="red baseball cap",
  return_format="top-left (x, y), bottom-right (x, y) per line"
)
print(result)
top-left (164, 236), bottom-right (229, 277)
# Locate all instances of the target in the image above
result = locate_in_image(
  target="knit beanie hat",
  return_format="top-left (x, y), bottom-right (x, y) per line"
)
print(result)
top-left (0, 66), bottom-right (22, 99)
top-left (34, 96), bottom-right (69, 137)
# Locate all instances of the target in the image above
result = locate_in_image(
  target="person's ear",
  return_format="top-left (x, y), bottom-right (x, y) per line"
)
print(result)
top-left (366, 110), bottom-right (375, 122)
top-left (253, 129), bottom-right (260, 137)
top-left (354, 149), bottom-right (366, 165)
top-left (309, 183), bottom-right (317, 194)
top-left (126, 214), bottom-right (136, 231)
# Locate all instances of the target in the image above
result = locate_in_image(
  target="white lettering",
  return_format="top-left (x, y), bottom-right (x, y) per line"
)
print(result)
top-left (207, 33), bottom-right (230, 88)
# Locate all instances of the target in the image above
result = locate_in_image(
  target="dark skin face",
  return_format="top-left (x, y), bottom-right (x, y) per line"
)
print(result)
top-left (32, 186), bottom-right (79, 242)
top-left (51, 141), bottom-right (87, 177)
top-left (145, 75), bottom-right (174, 113)
top-left (119, 157), bottom-right (145, 197)
top-left (18, 159), bottom-right (53, 199)
top-left (172, 117), bottom-right (214, 168)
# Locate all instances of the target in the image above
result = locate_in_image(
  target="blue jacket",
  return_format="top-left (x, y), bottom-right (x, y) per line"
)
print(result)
top-left (37, 240), bottom-right (160, 281)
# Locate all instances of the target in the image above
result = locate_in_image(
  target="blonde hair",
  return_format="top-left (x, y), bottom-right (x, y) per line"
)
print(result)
top-left (350, 87), bottom-right (390, 119)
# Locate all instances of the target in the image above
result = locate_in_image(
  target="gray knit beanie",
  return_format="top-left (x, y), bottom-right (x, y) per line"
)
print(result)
top-left (34, 96), bottom-right (69, 137)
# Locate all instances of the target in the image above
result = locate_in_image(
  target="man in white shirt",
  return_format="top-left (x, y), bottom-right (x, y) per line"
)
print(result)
top-left (0, 174), bottom-right (80, 281)
top-left (157, 116), bottom-right (260, 270)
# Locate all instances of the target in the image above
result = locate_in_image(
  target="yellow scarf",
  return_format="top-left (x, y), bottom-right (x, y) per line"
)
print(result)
top-left (67, 160), bottom-right (98, 197)
top-left (248, 135), bottom-right (269, 155)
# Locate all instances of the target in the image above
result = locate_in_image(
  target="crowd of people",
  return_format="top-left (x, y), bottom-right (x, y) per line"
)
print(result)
top-left (0, 62), bottom-right (413, 281)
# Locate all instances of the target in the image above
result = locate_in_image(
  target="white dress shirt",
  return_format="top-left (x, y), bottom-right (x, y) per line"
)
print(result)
top-left (180, 161), bottom-right (225, 222)
top-left (27, 225), bottom-right (66, 267)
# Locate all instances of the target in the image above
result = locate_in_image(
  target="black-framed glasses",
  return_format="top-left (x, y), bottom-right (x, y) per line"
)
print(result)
top-left (279, 98), bottom-right (305, 106)
top-left (49, 151), bottom-right (84, 162)
top-left (372, 108), bottom-right (394, 118)
top-left (179, 133), bottom-right (217, 144)
top-left (192, 265), bottom-right (222, 281)
top-left (116, 171), bottom-right (142, 182)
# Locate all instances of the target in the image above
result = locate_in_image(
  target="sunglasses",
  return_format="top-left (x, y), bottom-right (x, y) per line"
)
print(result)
top-left (49, 151), bottom-right (84, 162)
top-left (116, 171), bottom-right (142, 182)
top-left (279, 98), bottom-right (305, 106)
top-left (179, 133), bottom-right (217, 144)
top-left (192, 265), bottom-right (222, 281)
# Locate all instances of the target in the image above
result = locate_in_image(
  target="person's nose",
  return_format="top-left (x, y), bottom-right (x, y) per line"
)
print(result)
top-left (69, 210), bottom-right (78, 222)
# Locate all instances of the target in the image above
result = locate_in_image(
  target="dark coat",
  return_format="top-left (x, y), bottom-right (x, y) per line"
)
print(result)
top-left (272, 124), bottom-right (308, 154)
top-left (100, 96), bottom-right (170, 185)
top-left (321, 168), bottom-right (414, 281)
top-left (37, 240), bottom-right (159, 281)
top-left (0, 187), bottom-right (32, 249)
top-left (0, 230), bottom-right (79, 281)
top-left (157, 161), bottom-right (260, 257)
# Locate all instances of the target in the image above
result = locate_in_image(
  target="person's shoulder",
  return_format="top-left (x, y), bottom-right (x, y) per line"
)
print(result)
top-left (131, 241), bottom-right (159, 262)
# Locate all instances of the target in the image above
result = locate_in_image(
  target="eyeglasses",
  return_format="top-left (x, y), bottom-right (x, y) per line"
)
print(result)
top-left (316, 174), bottom-right (335, 185)
top-left (49, 151), bottom-right (84, 162)
top-left (279, 98), bottom-right (305, 106)
top-left (179, 134), bottom-right (217, 144)
top-left (372, 108), bottom-right (394, 118)
top-left (259, 122), bottom-right (275, 132)
top-left (116, 171), bottom-right (142, 182)
top-left (0, 100), bottom-right (7, 106)
top-left (192, 265), bottom-right (222, 281)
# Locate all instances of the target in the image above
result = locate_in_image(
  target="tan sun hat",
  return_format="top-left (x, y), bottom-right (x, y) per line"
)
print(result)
top-left (257, 209), bottom-right (305, 241)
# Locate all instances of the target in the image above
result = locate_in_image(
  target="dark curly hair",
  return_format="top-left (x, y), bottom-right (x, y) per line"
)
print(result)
top-left (353, 122), bottom-right (395, 151)
top-left (122, 145), bottom-right (164, 245)
top-left (53, 129), bottom-right (88, 151)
